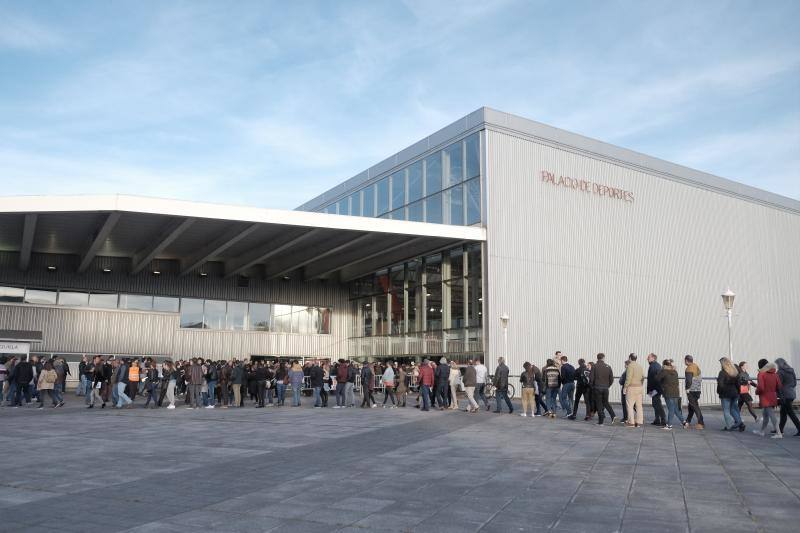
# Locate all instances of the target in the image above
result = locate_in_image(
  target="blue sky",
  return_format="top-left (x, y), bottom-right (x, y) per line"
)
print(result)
top-left (1, 0), bottom-right (798, 208)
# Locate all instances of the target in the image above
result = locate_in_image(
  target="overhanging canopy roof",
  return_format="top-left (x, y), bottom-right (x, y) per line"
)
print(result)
top-left (0, 194), bottom-right (485, 282)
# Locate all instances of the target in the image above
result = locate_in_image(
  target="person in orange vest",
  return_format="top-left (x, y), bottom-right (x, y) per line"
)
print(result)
top-left (127, 359), bottom-right (140, 402)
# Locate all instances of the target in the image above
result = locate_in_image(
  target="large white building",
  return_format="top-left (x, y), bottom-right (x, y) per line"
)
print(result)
top-left (1, 108), bottom-right (798, 400)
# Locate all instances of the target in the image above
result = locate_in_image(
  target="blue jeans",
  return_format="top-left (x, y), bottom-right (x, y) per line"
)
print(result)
top-left (335, 383), bottom-right (346, 406)
top-left (116, 382), bottom-right (132, 407)
top-left (313, 386), bottom-right (321, 407)
top-left (421, 384), bottom-right (431, 410)
top-left (546, 388), bottom-right (559, 413)
top-left (476, 383), bottom-right (488, 408)
top-left (52, 383), bottom-right (64, 404)
top-left (665, 396), bottom-right (685, 426)
top-left (292, 384), bottom-right (301, 406)
top-left (207, 380), bottom-right (217, 406)
top-left (560, 383), bottom-right (574, 415)
top-left (5, 381), bottom-right (16, 403)
top-left (495, 388), bottom-right (513, 412)
top-left (77, 375), bottom-right (88, 396)
top-left (111, 382), bottom-right (119, 405)
top-left (721, 396), bottom-right (743, 428)
top-left (277, 382), bottom-right (287, 405)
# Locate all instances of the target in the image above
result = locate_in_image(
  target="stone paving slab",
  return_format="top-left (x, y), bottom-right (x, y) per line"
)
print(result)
top-left (1, 398), bottom-right (799, 532)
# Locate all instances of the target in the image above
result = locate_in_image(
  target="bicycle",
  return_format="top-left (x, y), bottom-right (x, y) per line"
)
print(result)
top-left (484, 379), bottom-right (515, 400)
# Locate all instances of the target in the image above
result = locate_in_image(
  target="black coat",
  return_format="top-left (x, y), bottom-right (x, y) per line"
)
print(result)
top-left (309, 365), bottom-right (324, 388)
top-left (647, 362), bottom-right (663, 394)
top-left (716, 370), bottom-right (739, 399)
top-left (13, 361), bottom-right (33, 384)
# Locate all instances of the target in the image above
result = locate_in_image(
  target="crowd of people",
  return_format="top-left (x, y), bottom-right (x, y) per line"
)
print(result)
top-left (1, 351), bottom-right (798, 438)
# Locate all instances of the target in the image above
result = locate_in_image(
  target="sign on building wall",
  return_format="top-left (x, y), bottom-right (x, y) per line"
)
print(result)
top-left (0, 342), bottom-right (30, 355)
top-left (540, 170), bottom-right (635, 203)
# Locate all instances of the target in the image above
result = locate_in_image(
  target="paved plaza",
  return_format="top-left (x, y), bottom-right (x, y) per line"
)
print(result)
top-left (1, 399), bottom-right (800, 533)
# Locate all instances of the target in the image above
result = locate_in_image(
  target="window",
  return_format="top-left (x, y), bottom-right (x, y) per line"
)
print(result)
top-left (466, 177), bottom-right (481, 225)
top-left (337, 197), bottom-right (349, 216)
top-left (408, 160), bottom-right (423, 202)
top-left (326, 204), bottom-right (337, 215)
top-left (58, 290), bottom-right (89, 307)
top-left (468, 276), bottom-right (482, 328)
top-left (447, 278), bottom-right (465, 329)
top-left (89, 293), bottom-right (118, 309)
top-left (407, 200), bottom-right (423, 222)
top-left (119, 294), bottom-right (153, 311)
top-left (273, 304), bottom-right (293, 333)
top-left (249, 303), bottom-right (272, 331)
top-left (375, 294), bottom-right (388, 335)
top-left (153, 296), bottom-right (179, 313)
top-left (425, 153), bottom-right (442, 195)
top-left (444, 142), bottom-right (463, 187)
top-left (450, 248), bottom-right (464, 279)
top-left (465, 133), bottom-right (480, 179)
top-left (391, 171), bottom-right (405, 210)
top-left (294, 306), bottom-right (313, 334)
top-left (350, 191), bottom-right (362, 217)
top-left (425, 283), bottom-right (442, 331)
top-left (446, 185), bottom-right (464, 226)
top-left (227, 301), bottom-right (247, 330)
top-left (180, 298), bottom-right (204, 328)
top-left (24, 289), bottom-right (57, 305)
top-left (363, 185), bottom-right (375, 217)
top-left (376, 177), bottom-right (390, 215)
top-left (204, 300), bottom-right (226, 330)
top-left (425, 193), bottom-right (442, 224)
top-left (0, 286), bottom-right (24, 302)
top-left (361, 299), bottom-right (373, 336)
top-left (425, 254), bottom-right (442, 284)
top-left (318, 307), bottom-right (332, 334)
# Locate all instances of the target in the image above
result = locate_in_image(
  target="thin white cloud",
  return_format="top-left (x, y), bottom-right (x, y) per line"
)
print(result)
top-left (0, 13), bottom-right (63, 50)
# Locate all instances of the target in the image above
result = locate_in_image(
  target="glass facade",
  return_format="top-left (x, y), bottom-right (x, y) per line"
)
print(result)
top-left (317, 132), bottom-right (481, 226)
top-left (349, 243), bottom-right (483, 359)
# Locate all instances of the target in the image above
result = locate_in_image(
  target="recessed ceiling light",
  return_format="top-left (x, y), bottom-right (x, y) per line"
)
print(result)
top-left (46, 265), bottom-right (57, 271)
top-left (152, 270), bottom-right (161, 276)
top-left (199, 272), bottom-right (208, 277)
top-left (282, 275), bottom-right (291, 281)
top-left (102, 267), bottom-right (112, 273)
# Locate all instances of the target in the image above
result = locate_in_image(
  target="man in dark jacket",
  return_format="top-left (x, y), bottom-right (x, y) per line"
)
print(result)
top-left (559, 356), bottom-right (576, 418)
top-left (360, 362), bottom-right (375, 408)
top-left (334, 360), bottom-right (348, 408)
top-left (569, 358), bottom-right (592, 420)
top-left (647, 353), bottom-right (666, 426)
top-left (435, 357), bottom-right (450, 410)
top-left (231, 361), bottom-right (244, 407)
top-left (115, 359), bottom-right (133, 408)
top-left (309, 361), bottom-right (324, 408)
top-left (589, 353), bottom-right (616, 425)
top-left (493, 357), bottom-right (513, 414)
top-left (13, 355), bottom-right (34, 407)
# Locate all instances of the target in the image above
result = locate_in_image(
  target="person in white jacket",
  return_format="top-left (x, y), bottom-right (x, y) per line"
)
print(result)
top-left (382, 363), bottom-right (397, 408)
top-left (448, 360), bottom-right (461, 410)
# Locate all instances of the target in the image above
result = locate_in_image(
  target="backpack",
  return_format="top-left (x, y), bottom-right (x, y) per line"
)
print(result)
top-left (207, 366), bottom-right (218, 381)
top-left (579, 369), bottom-right (590, 387)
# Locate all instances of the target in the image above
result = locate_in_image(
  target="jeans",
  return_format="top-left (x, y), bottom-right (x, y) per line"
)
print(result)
top-left (345, 382), bottom-right (355, 407)
top-left (593, 388), bottom-right (615, 422)
top-left (5, 381), bottom-right (16, 404)
top-left (476, 383), bottom-right (488, 408)
top-left (686, 391), bottom-right (704, 425)
top-left (207, 380), bottom-right (217, 406)
top-left (144, 382), bottom-right (158, 407)
top-left (276, 382), bottom-right (287, 405)
top-left (166, 380), bottom-right (176, 406)
top-left (383, 386), bottom-right (396, 406)
top-left (313, 386), bottom-right (321, 407)
top-left (187, 383), bottom-right (202, 408)
top-left (651, 392), bottom-right (666, 424)
top-left (720, 396), bottom-right (743, 428)
top-left (779, 398), bottom-right (800, 433)
top-left (14, 383), bottom-right (31, 405)
top-left (111, 382), bottom-right (119, 405)
top-left (51, 384), bottom-right (64, 405)
top-left (436, 383), bottom-right (448, 407)
top-left (78, 375), bottom-right (89, 396)
top-left (760, 406), bottom-right (778, 432)
top-left (291, 384), bottom-right (301, 406)
top-left (559, 382), bottom-right (574, 416)
top-left (335, 383), bottom-right (346, 406)
top-left (535, 394), bottom-right (548, 415)
top-left (546, 388), bottom-right (559, 413)
top-left (495, 388), bottom-right (513, 412)
top-left (420, 384), bottom-right (431, 410)
top-left (664, 396), bottom-right (685, 426)
top-left (116, 382), bottom-right (132, 407)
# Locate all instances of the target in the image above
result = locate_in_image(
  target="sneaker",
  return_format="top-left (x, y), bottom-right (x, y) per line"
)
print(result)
top-left (567, 415), bottom-right (576, 420)
top-left (771, 433), bottom-right (783, 439)
top-left (662, 425), bottom-right (673, 430)
top-left (185, 407), bottom-right (195, 410)
top-left (520, 413), bottom-right (527, 417)
top-left (167, 405), bottom-right (175, 409)
top-left (371, 404), bottom-right (378, 408)
top-left (752, 429), bottom-right (765, 436)
top-left (332, 406), bottom-right (341, 409)
top-left (205, 405), bottom-right (214, 409)
top-left (57, 402), bottom-right (64, 408)
top-left (682, 422), bottom-right (689, 430)
top-left (738, 424), bottom-right (746, 432)
top-left (87, 405), bottom-right (94, 409)
top-left (624, 422), bottom-right (636, 428)
top-left (694, 423), bottom-right (704, 430)
top-left (37, 405), bottom-right (44, 409)
top-left (611, 417), bottom-right (619, 425)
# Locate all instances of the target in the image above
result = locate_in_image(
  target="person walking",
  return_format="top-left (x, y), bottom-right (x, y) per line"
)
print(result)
top-left (717, 357), bottom-right (745, 431)
top-left (462, 360), bottom-right (479, 413)
top-left (620, 360), bottom-right (630, 423)
top-left (382, 363), bottom-right (397, 408)
top-left (684, 355), bottom-right (704, 429)
top-left (163, 360), bottom-right (178, 409)
top-left (657, 359), bottom-right (688, 430)
top-left (590, 353), bottom-right (616, 425)
top-left (647, 353), bottom-right (666, 427)
top-left (345, 361), bottom-right (357, 408)
top-left (143, 359), bottom-right (159, 409)
top-left (309, 360), bottom-right (324, 408)
top-left (624, 354), bottom-right (645, 428)
top-left (474, 358), bottom-right (490, 411)
top-left (36, 361), bottom-right (59, 408)
top-left (774, 358), bottom-right (800, 437)
top-left (569, 359), bottom-right (591, 420)
top-left (529, 362), bottom-right (548, 416)
top-left (360, 361), bottom-right (376, 408)
top-left (447, 360), bottom-right (460, 410)
top-left (519, 362), bottom-right (538, 417)
top-left (737, 362), bottom-right (759, 422)
top-left (418, 359), bottom-right (434, 411)
top-left (87, 355), bottom-right (106, 409)
top-left (116, 359), bottom-right (134, 409)
top-left (396, 364), bottom-right (408, 407)
top-left (753, 359), bottom-right (782, 438)
top-left (434, 357), bottom-right (450, 411)
top-left (542, 359), bottom-right (560, 418)
top-left (493, 357), bottom-right (513, 414)
top-left (559, 356), bottom-right (575, 418)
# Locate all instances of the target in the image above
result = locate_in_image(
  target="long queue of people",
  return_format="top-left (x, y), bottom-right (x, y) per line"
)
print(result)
top-left (1, 352), bottom-right (798, 440)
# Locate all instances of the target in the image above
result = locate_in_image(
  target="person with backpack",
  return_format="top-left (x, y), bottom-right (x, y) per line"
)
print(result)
top-left (624, 354), bottom-right (645, 428)
top-left (647, 353), bottom-right (666, 427)
top-left (737, 361), bottom-right (759, 422)
top-left (474, 358), bottom-right (490, 411)
top-left (396, 364), bottom-right (409, 408)
top-left (542, 359), bottom-right (561, 418)
top-left (568, 358), bottom-right (592, 420)
top-left (36, 360), bottom-right (59, 409)
top-left (775, 358), bottom-right (800, 437)
top-left (204, 361), bottom-right (218, 408)
top-left (717, 357), bottom-right (744, 431)
top-left (753, 359), bottom-right (782, 438)
top-left (590, 353), bottom-right (616, 425)
top-left (684, 355), bottom-right (704, 429)
top-left (116, 359), bottom-right (134, 409)
top-left (519, 362), bottom-right (538, 417)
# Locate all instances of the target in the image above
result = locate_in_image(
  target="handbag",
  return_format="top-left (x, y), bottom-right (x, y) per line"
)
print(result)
top-left (739, 384), bottom-right (749, 394)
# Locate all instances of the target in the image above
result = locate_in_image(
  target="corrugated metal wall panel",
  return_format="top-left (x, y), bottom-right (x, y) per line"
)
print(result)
top-left (484, 130), bottom-right (800, 396)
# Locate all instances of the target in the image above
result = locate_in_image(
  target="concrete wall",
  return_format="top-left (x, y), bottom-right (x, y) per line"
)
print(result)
top-left (484, 129), bottom-right (800, 400)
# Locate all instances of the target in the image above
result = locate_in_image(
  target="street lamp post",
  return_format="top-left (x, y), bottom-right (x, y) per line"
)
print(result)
top-left (500, 313), bottom-right (509, 361)
top-left (721, 288), bottom-right (736, 360)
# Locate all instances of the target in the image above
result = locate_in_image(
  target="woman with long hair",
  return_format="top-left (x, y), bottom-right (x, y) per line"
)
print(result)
top-left (775, 358), bottom-right (800, 437)
top-left (753, 359), bottom-right (782, 438)
top-left (717, 357), bottom-right (744, 431)
top-left (396, 364), bottom-right (408, 407)
top-left (382, 363), bottom-right (397, 408)
top-left (163, 361), bottom-right (178, 409)
top-left (656, 359), bottom-right (688, 430)
top-left (737, 361), bottom-right (759, 422)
